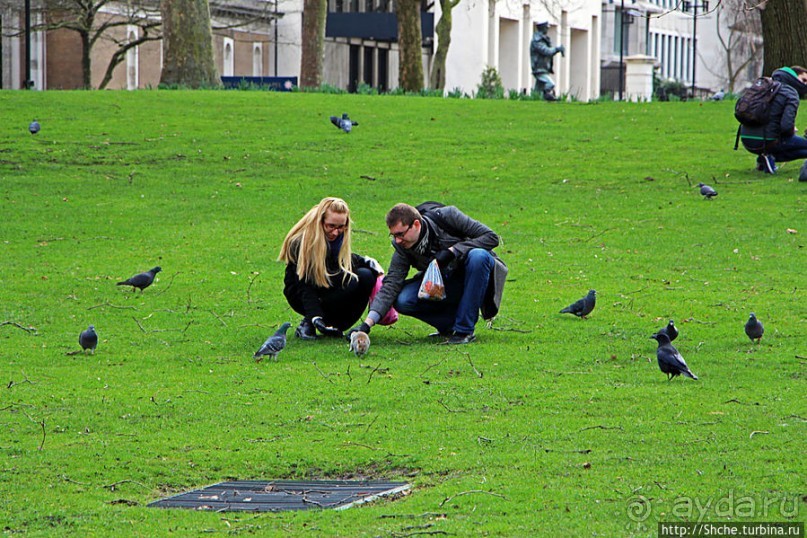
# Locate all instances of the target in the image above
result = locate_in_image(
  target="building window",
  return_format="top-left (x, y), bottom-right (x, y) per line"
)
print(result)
top-left (253, 43), bottom-right (263, 76)
top-left (223, 37), bottom-right (234, 76)
top-left (127, 27), bottom-right (139, 90)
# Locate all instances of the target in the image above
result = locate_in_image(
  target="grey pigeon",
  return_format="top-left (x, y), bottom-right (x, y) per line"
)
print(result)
top-left (651, 332), bottom-right (698, 381)
top-left (709, 89), bottom-right (725, 101)
top-left (117, 266), bottom-right (161, 292)
top-left (330, 113), bottom-right (358, 133)
top-left (79, 325), bottom-right (98, 354)
top-left (29, 120), bottom-right (40, 134)
top-left (744, 313), bottom-right (764, 344)
top-left (697, 182), bottom-right (717, 199)
top-left (254, 322), bottom-right (291, 362)
top-left (560, 289), bottom-right (596, 318)
top-left (659, 319), bottom-right (678, 342)
top-left (349, 330), bottom-right (370, 356)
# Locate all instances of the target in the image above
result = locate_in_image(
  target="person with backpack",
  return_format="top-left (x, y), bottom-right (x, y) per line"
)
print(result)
top-left (347, 203), bottom-right (507, 345)
top-left (278, 197), bottom-right (384, 340)
top-left (738, 66), bottom-right (807, 173)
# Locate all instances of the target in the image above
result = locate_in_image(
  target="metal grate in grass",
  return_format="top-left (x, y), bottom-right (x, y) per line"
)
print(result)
top-left (148, 480), bottom-right (411, 512)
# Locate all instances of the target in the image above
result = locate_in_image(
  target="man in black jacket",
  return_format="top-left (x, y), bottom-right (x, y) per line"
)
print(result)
top-left (348, 203), bottom-right (507, 345)
top-left (740, 66), bottom-right (807, 173)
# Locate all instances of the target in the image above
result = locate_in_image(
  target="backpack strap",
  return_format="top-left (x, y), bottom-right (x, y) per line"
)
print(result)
top-left (734, 124), bottom-right (741, 150)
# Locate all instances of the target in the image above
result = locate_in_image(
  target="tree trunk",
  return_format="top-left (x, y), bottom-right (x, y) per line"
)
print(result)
top-left (80, 30), bottom-right (92, 89)
top-left (760, 0), bottom-right (807, 75)
top-left (159, 0), bottom-right (220, 88)
top-left (429, 0), bottom-right (459, 91)
top-left (300, 0), bottom-right (327, 88)
top-left (397, 0), bottom-right (423, 92)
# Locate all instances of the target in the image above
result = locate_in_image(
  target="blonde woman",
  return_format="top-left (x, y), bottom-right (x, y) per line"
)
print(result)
top-left (278, 197), bottom-right (382, 340)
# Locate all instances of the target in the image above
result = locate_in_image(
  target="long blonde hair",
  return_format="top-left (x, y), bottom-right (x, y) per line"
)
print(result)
top-left (278, 197), bottom-right (354, 288)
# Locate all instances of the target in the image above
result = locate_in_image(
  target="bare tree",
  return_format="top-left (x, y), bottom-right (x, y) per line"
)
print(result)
top-left (397, 0), bottom-right (423, 91)
top-left (710, 0), bottom-right (762, 91)
top-left (8, 0), bottom-right (162, 89)
top-left (758, 0), bottom-right (807, 74)
top-left (160, 0), bottom-right (220, 87)
top-left (429, 0), bottom-right (459, 90)
top-left (300, 0), bottom-right (326, 87)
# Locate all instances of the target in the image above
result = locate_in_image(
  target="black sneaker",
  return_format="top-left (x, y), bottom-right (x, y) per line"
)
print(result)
top-left (440, 333), bottom-right (476, 345)
top-left (295, 318), bottom-right (317, 340)
top-left (428, 330), bottom-right (453, 338)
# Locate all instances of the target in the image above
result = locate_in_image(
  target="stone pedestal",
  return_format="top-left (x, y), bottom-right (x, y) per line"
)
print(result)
top-left (625, 54), bottom-right (657, 102)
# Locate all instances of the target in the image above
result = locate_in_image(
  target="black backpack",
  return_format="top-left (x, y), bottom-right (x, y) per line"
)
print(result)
top-left (734, 77), bottom-right (781, 127)
top-left (415, 201), bottom-right (446, 216)
top-left (415, 201), bottom-right (461, 238)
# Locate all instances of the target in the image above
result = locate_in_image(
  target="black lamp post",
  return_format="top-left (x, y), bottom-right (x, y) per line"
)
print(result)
top-left (617, 0), bottom-right (636, 101)
top-left (24, 0), bottom-right (33, 89)
top-left (683, 0), bottom-right (709, 99)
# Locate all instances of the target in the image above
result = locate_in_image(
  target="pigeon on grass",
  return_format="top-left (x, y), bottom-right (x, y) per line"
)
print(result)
top-left (560, 289), bottom-right (596, 318)
top-left (79, 325), bottom-right (98, 354)
top-left (659, 319), bottom-right (678, 342)
top-left (29, 120), bottom-right (40, 135)
top-left (651, 332), bottom-right (698, 381)
top-left (697, 182), bottom-right (718, 199)
top-left (330, 113), bottom-right (358, 133)
top-left (349, 331), bottom-right (370, 356)
top-left (254, 322), bottom-right (291, 362)
top-left (117, 266), bottom-right (161, 292)
top-left (744, 313), bottom-right (764, 344)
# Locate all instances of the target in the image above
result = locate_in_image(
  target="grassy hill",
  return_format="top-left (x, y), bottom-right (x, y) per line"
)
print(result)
top-left (0, 90), bottom-right (804, 536)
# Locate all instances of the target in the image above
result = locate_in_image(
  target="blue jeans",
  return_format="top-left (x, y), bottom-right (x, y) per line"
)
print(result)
top-left (745, 134), bottom-right (807, 163)
top-left (394, 249), bottom-right (495, 335)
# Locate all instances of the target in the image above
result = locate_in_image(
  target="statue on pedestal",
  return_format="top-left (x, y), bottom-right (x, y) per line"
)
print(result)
top-left (530, 21), bottom-right (565, 101)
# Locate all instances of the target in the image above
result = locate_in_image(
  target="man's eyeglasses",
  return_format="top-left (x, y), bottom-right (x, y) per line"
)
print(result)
top-left (324, 222), bottom-right (347, 232)
top-left (389, 223), bottom-right (413, 239)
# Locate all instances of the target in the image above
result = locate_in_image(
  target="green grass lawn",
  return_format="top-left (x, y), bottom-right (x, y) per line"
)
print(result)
top-left (0, 90), bottom-right (804, 537)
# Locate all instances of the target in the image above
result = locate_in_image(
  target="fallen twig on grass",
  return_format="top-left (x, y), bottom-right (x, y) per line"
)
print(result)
top-left (420, 356), bottom-right (448, 377)
top-left (152, 271), bottom-right (178, 296)
top-left (102, 479), bottom-right (149, 491)
top-left (379, 513), bottom-right (448, 520)
top-left (461, 352), bottom-right (483, 378)
top-left (367, 363), bottom-right (383, 384)
top-left (247, 272), bottom-right (260, 303)
top-left (132, 317), bottom-right (147, 333)
top-left (7, 371), bottom-right (36, 388)
top-left (579, 425), bottom-right (624, 432)
top-left (61, 474), bottom-right (91, 486)
top-left (541, 447), bottom-right (592, 454)
top-left (364, 414), bottom-right (378, 434)
top-left (749, 430), bottom-right (769, 439)
top-left (392, 526), bottom-right (449, 537)
top-left (20, 408), bottom-right (45, 450)
top-left (313, 362), bottom-right (335, 385)
top-left (488, 326), bottom-right (530, 333)
top-left (436, 399), bottom-right (459, 413)
top-left (88, 301), bottom-right (136, 311)
top-left (0, 321), bottom-right (37, 334)
top-left (439, 489), bottom-right (507, 507)
top-left (342, 441), bottom-right (379, 451)
top-left (210, 309), bottom-right (228, 327)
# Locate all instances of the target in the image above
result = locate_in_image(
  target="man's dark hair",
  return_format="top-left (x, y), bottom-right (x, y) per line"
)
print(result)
top-left (792, 66), bottom-right (807, 75)
top-left (386, 203), bottom-right (421, 228)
